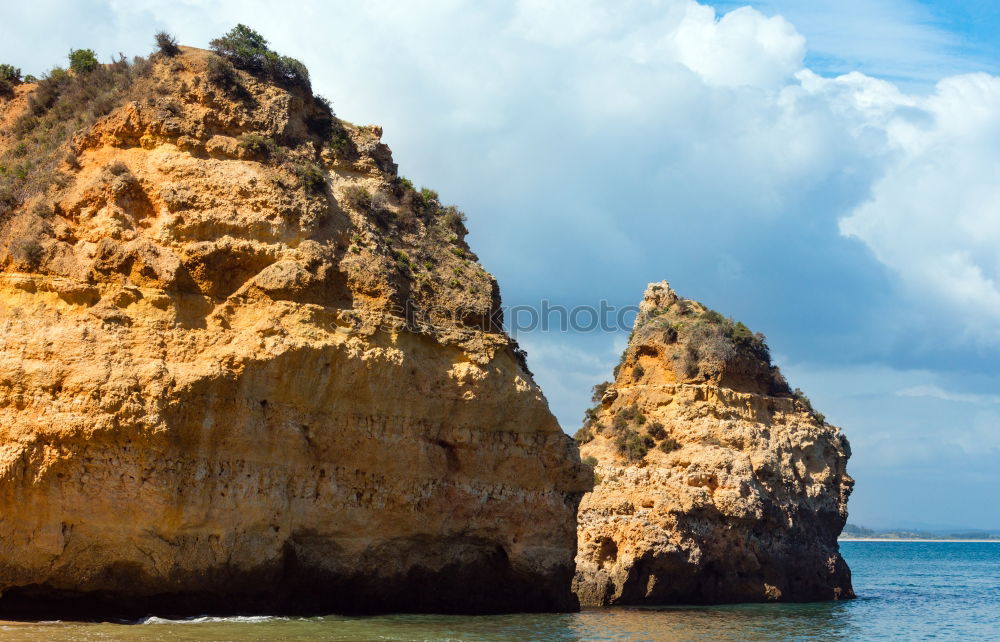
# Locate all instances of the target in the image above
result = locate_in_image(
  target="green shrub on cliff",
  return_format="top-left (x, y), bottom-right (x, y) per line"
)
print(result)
top-left (9, 237), bottom-right (44, 270)
top-left (329, 124), bottom-right (353, 157)
top-left (238, 133), bottom-right (280, 159)
top-left (419, 187), bottom-right (439, 209)
top-left (0, 64), bottom-right (21, 98)
top-left (0, 64), bottom-right (20, 84)
top-left (695, 307), bottom-right (772, 363)
top-left (68, 49), bottom-right (99, 74)
top-left (440, 205), bottom-right (467, 234)
top-left (792, 388), bottom-right (826, 424)
top-left (210, 24), bottom-right (269, 70)
top-left (206, 55), bottom-right (238, 89)
top-left (582, 405), bottom-right (600, 426)
top-left (615, 429), bottom-right (653, 462)
top-left (658, 436), bottom-right (681, 454)
top-left (611, 403), bottom-right (643, 433)
top-left (592, 381), bottom-right (611, 402)
top-left (154, 31), bottom-right (181, 57)
top-left (342, 185), bottom-right (372, 211)
top-left (656, 303), bottom-right (777, 381)
top-left (647, 422), bottom-right (667, 440)
top-left (291, 161), bottom-right (326, 194)
top-left (210, 24), bottom-right (310, 91)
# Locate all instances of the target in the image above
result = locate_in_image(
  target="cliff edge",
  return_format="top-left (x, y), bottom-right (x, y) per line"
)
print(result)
top-left (573, 281), bottom-right (853, 605)
top-left (0, 34), bottom-right (590, 617)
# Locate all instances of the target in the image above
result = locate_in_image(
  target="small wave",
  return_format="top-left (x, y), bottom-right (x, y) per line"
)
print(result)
top-left (139, 615), bottom-right (286, 625)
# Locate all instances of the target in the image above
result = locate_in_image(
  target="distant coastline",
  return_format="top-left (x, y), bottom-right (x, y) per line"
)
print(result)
top-left (841, 522), bottom-right (1000, 542)
top-left (840, 537), bottom-right (1000, 543)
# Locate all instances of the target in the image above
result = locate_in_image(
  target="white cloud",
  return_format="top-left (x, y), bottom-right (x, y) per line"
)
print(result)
top-left (839, 73), bottom-right (1000, 342)
top-left (897, 385), bottom-right (1000, 406)
top-left (672, 4), bottom-right (805, 87)
top-left (510, 0), bottom-right (623, 46)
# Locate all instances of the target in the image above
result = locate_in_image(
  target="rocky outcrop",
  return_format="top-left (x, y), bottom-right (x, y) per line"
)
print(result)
top-left (573, 282), bottom-right (853, 605)
top-left (0, 45), bottom-right (590, 617)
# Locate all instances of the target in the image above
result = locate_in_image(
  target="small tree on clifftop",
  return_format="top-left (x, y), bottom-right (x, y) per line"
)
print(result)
top-left (0, 64), bottom-right (21, 85)
top-left (0, 64), bottom-right (20, 98)
top-left (209, 24), bottom-right (310, 91)
top-left (154, 31), bottom-right (181, 57)
top-left (68, 49), bottom-right (99, 73)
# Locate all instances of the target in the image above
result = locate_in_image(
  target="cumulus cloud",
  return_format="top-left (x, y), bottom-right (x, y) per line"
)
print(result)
top-left (839, 73), bottom-right (1000, 342)
top-left (671, 4), bottom-right (805, 87)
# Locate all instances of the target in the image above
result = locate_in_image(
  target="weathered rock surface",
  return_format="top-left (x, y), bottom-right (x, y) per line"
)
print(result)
top-left (573, 281), bottom-right (853, 605)
top-left (0, 47), bottom-right (590, 617)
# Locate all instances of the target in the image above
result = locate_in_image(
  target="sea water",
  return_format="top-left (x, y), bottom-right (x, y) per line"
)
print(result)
top-left (2, 541), bottom-right (998, 640)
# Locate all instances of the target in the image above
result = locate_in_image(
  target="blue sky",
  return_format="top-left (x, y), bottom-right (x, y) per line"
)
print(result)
top-left (3, 0), bottom-right (999, 530)
top-left (718, 0), bottom-right (1000, 85)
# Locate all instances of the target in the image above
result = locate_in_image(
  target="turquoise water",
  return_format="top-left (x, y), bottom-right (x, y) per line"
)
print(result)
top-left (2, 541), bottom-right (997, 640)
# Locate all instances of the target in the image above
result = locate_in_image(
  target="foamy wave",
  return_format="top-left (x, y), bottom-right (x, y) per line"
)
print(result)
top-left (139, 615), bottom-right (285, 625)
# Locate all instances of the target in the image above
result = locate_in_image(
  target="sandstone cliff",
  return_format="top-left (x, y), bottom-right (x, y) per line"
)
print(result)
top-left (0, 39), bottom-right (590, 617)
top-left (573, 282), bottom-right (853, 605)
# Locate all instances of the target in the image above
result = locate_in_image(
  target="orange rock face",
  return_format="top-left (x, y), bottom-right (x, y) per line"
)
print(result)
top-left (573, 282), bottom-right (853, 605)
top-left (0, 48), bottom-right (589, 617)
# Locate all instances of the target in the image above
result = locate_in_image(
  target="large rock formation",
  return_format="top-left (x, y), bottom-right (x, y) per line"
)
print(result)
top-left (573, 282), bottom-right (853, 605)
top-left (0, 43), bottom-right (589, 617)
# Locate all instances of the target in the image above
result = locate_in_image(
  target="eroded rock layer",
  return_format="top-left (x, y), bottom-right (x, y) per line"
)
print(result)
top-left (0, 47), bottom-right (589, 617)
top-left (573, 282), bottom-right (853, 605)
